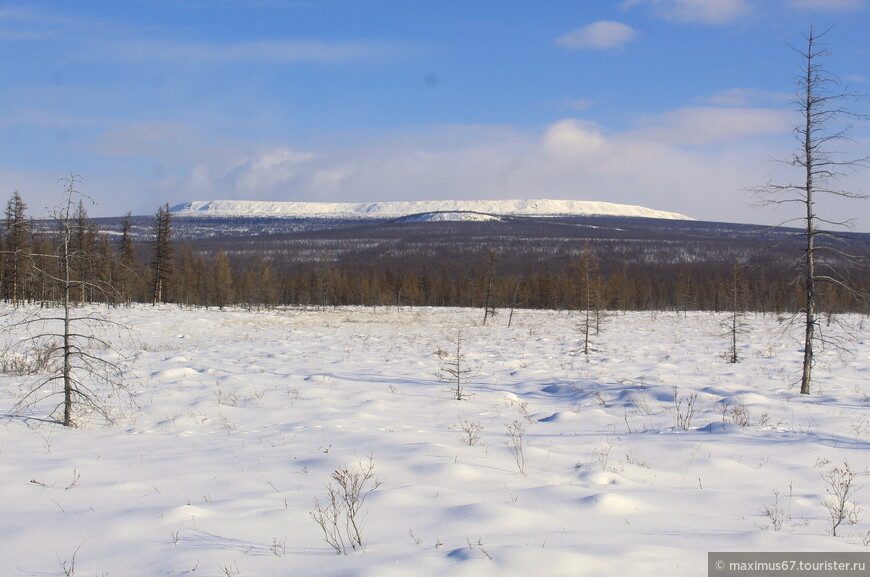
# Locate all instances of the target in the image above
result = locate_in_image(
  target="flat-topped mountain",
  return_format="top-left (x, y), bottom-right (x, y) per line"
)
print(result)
top-left (169, 198), bottom-right (694, 221)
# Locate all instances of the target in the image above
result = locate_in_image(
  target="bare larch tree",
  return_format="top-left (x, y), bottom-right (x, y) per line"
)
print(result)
top-left (757, 27), bottom-right (868, 394)
top-left (8, 175), bottom-right (130, 426)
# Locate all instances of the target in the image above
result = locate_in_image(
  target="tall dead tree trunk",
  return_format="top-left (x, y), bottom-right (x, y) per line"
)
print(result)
top-left (727, 262), bottom-right (747, 364)
top-left (60, 193), bottom-right (74, 426)
top-left (756, 27), bottom-right (868, 395)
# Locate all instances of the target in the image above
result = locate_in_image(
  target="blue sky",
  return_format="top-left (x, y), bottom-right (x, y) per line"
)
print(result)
top-left (1, 0), bottom-right (869, 229)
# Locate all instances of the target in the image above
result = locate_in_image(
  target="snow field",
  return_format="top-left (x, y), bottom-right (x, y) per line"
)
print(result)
top-left (1, 305), bottom-right (869, 576)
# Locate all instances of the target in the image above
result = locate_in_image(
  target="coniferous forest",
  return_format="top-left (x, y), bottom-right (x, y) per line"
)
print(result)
top-left (2, 191), bottom-right (868, 315)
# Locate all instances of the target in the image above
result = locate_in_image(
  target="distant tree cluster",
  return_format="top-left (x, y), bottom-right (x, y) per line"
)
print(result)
top-left (1, 191), bottom-right (121, 307)
top-left (232, 250), bottom-right (864, 314)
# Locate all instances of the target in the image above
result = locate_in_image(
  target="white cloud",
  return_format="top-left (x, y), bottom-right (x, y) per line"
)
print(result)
top-left (623, 0), bottom-right (753, 25)
top-left (225, 147), bottom-right (318, 192)
top-left (555, 21), bottom-right (637, 51)
top-left (542, 120), bottom-right (607, 157)
top-left (630, 106), bottom-right (795, 145)
top-left (701, 88), bottom-right (790, 107)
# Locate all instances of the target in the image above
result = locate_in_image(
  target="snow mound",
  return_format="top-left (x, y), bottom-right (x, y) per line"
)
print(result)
top-left (578, 492), bottom-right (646, 514)
top-left (447, 546), bottom-right (491, 561)
top-left (540, 383), bottom-right (580, 396)
top-left (170, 198), bottom-right (693, 220)
top-left (698, 422), bottom-right (747, 434)
top-left (151, 367), bottom-right (200, 380)
top-left (539, 411), bottom-right (582, 423)
top-left (164, 505), bottom-right (214, 522)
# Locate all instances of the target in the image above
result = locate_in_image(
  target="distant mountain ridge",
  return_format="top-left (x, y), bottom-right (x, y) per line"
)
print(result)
top-left (169, 199), bottom-right (694, 221)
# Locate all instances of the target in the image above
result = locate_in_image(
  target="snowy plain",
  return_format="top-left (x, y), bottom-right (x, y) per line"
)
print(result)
top-left (1, 304), bottom-right (869, 577)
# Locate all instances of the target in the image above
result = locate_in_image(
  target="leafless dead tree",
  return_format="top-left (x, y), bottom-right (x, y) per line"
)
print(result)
top-left (4, 175), bottom-right (131, 427)
top-left (725, 263), bottom-right (749, 364)
top-left (754, 27), bottom-right (868, 394)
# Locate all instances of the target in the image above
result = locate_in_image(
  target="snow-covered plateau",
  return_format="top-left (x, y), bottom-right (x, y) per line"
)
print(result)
top-left (170, 199), bottom-right (694, 221)
top-left (2, 305), bottom-right (868, 576)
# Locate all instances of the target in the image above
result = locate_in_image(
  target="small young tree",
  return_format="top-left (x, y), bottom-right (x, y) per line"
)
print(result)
top-left (574, 244), bottom-right (604, 355)
top-left (505, 420), bottom-right (528, 476)
top-left (439, 329), bottom-right (476, 400)
top-left (507, 279), bottom-right (522, 328)
top-left (755, 27), bottom-right (868, 394)
top-left (823, 460), bottom-right (862, 537)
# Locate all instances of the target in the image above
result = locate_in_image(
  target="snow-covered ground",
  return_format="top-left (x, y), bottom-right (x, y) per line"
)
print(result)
top-left (170, 198), bottom-right (693, 221)
top-left (1, 305), bottom-right (868, 576)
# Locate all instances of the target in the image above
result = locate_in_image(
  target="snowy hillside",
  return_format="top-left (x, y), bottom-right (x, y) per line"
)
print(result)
top-left (2, 305), bottom-right (869, 576)
top-left (395, 211), bottom-right (503, 222)
top-left (170, 199), bottom-right (694, 221)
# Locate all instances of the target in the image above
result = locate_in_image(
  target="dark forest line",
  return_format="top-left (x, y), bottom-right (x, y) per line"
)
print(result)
top-left (3, 192), bottom-right (868, 314)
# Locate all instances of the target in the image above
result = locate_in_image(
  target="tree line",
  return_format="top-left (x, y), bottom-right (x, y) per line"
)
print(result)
top-left (2, 189), bottom-right (866, 315)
